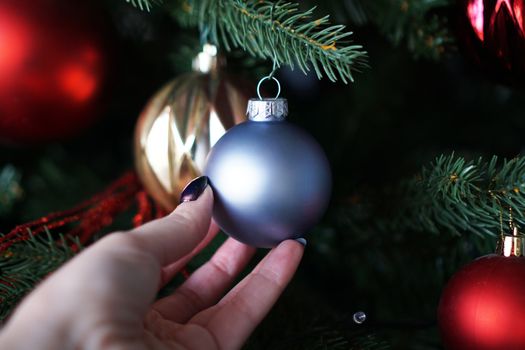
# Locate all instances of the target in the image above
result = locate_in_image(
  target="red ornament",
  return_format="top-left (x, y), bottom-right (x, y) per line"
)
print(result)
top-left (438, 232), bottom-right (525, 349)
top-left (0, 0), bottom-right (108, 144)
top-left (458, 0), bottom-right (525, 83)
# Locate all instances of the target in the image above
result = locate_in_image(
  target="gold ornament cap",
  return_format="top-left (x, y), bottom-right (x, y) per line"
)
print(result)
top-left (192, 44), bottom-right (221, 73)
top-left (496, 227), bottom-right (525, 257)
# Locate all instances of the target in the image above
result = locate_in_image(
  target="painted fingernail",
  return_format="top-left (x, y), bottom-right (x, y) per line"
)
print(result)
top-left (295, 238), bottom-right (307, 246)
top-left (179, 176), bottom-right (209, 203)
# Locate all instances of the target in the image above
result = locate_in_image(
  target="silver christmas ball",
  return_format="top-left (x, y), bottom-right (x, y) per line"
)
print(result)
top-left (204, 98), bottom-right (332, 248)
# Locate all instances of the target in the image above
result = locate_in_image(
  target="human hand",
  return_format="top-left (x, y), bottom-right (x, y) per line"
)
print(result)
top-left (0, 176), bottom-right (305, 350)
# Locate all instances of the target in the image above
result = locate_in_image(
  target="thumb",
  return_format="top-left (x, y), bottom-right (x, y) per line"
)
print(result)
top-left (127, 176), bottom-right (214, 266)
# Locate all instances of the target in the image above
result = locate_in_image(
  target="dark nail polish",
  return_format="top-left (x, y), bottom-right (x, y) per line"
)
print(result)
top-left (179, 176), bottom-right (209, 203)
top-left (295, 238), bottom-right (307, 246)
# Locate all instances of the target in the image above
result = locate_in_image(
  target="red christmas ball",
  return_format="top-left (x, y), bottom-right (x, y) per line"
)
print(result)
top-left (438, 254), bottom-right (525, 349)
top-left (0, 0), bottom-right (108, 144)
top-left (458, 0), bottom-right (525, 84)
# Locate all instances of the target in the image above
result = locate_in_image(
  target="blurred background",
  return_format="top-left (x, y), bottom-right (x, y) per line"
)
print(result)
top-left (2, 0), bottom-right (525, 348)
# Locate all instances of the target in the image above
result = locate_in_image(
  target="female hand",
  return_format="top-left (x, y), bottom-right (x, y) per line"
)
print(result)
top-left (0, 176), bottom-right (305, 350)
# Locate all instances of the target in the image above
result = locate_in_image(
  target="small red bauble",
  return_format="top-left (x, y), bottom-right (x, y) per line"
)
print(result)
top-left (458, 0), bottom-right (525, 83)
top-left (0, 0), bottom-right (108, 144)
top-left (438, 235), bottom-right (525, 349)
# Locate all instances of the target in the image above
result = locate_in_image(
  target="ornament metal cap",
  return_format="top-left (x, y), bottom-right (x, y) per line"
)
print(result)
top-left (191, 44), bottom-right (226, 74)
top-left (246, 98), bottom-right (288, 122)
top-left (496, 227), bottom-right (525, 257)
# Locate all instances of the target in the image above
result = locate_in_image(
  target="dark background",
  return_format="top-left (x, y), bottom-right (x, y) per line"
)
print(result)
top-left (2, 1), bottom-right (525, 348)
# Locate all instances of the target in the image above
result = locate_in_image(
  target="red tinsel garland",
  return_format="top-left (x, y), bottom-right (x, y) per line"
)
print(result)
top-left (0, 172), bottom-right (191, 282)
top-left (0, 171), bottom-right (151, 251)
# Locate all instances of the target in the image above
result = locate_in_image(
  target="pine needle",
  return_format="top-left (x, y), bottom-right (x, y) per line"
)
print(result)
top-left (0, 230), bottom-right (79, 321)
top-left (126, 0), bottom-right (162, 11)
top-left (174, 0), bottom-right (368, 83)
top-left (336, 154), bottom-right (525, 238)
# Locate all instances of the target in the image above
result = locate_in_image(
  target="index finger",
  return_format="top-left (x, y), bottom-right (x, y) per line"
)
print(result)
top-left (190, 239), bottom-right (304, 350)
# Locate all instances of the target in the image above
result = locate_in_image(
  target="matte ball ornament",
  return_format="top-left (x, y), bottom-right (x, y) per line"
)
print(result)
top-left (458, 0), bottom-right (525, 84)
top-left (134, 45), bottom-right (251, 211)
top-left (438, 230), bottom-right (525, 350)
top-left (0, 0), bottom-right (108, 144)
top-left (204, 97), bottom-right (332, 248)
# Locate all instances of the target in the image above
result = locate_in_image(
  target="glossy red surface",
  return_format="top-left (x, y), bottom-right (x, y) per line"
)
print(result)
top-left (438, 254), bottom-right (525, 349)
top-left (459, 0), bottom-right (525, 83)
top-left (0, 0), bottom-right (108, 144)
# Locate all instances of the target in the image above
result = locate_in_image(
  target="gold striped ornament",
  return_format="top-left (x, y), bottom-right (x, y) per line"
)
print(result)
top-left (134, 46), bottom-right (250, 211)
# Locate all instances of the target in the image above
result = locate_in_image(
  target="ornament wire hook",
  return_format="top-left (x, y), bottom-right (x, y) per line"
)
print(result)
top-left (257, 75), bottom-right (281, 100)
top-left (257, 51), bottom-right (281, 100)
top-left (509, 204), bottom-right (515, 231)
top-left (490, 191), bottom-right (516, 238)
top-left (490, 192), bottom-right (505, 237)
top-left (200, 26), bottom-right (210, 46)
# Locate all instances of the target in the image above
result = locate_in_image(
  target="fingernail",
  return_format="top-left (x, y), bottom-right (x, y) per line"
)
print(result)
top-left (295, 238), bottom-right (307, 246)
top-left (179, 176), bottom-right (209, 203)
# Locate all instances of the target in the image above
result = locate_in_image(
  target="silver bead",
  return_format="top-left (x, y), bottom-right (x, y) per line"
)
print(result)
top-left (353, 311), bottom-right (367, 324)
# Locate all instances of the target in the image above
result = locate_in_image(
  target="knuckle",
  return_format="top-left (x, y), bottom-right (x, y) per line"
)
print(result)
top-left (210, 255), bottom-right (234, 278)
top-left (230, 295), bottom-right (258, 325)
top-left (169, 208), bottom-right (208, 235)
top-left (178, 286), bottom-right (206, 311)
top-left (255, 268), bottom-right (286, 290)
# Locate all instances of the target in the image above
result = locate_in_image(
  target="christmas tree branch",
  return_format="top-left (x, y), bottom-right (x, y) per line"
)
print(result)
top-left (173, 0), bottom-right (367, 83)
top-left (399, 154), bottom-right (525, 235)
top-left (0, 230), bottom-right (79, 321)
top-left (334, 154), bottom-right (525, 238)
top-left (126, 0), bottom-right (161, 11)
top-left (345, 0), bottom-right (454, 60)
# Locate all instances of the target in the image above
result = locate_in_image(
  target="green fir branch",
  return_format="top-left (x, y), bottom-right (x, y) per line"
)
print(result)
top-left (401, 154), bottom-right (525, 235)
top-left (126, 0), bottom-right (161, 11)
top-left (175, 0), bottom-right (368, 83)
top-left (308, 330), bottom-right (390, 350)
top-left (348, 0), bottom-right (454, 60)
top-left (336, 154), bottom-right (525, 238)
top-left (0, 231), bottom-right (79, 321)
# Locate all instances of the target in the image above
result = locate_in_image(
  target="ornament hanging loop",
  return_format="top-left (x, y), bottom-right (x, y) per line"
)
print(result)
top-left (257, 75), bottom-right (281, 100)
top-left (257, 52), bottom-right (281, 100)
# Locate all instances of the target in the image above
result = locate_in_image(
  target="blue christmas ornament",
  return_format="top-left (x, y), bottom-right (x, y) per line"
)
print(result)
top-left (204, 95), bottom-right (332, 248)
